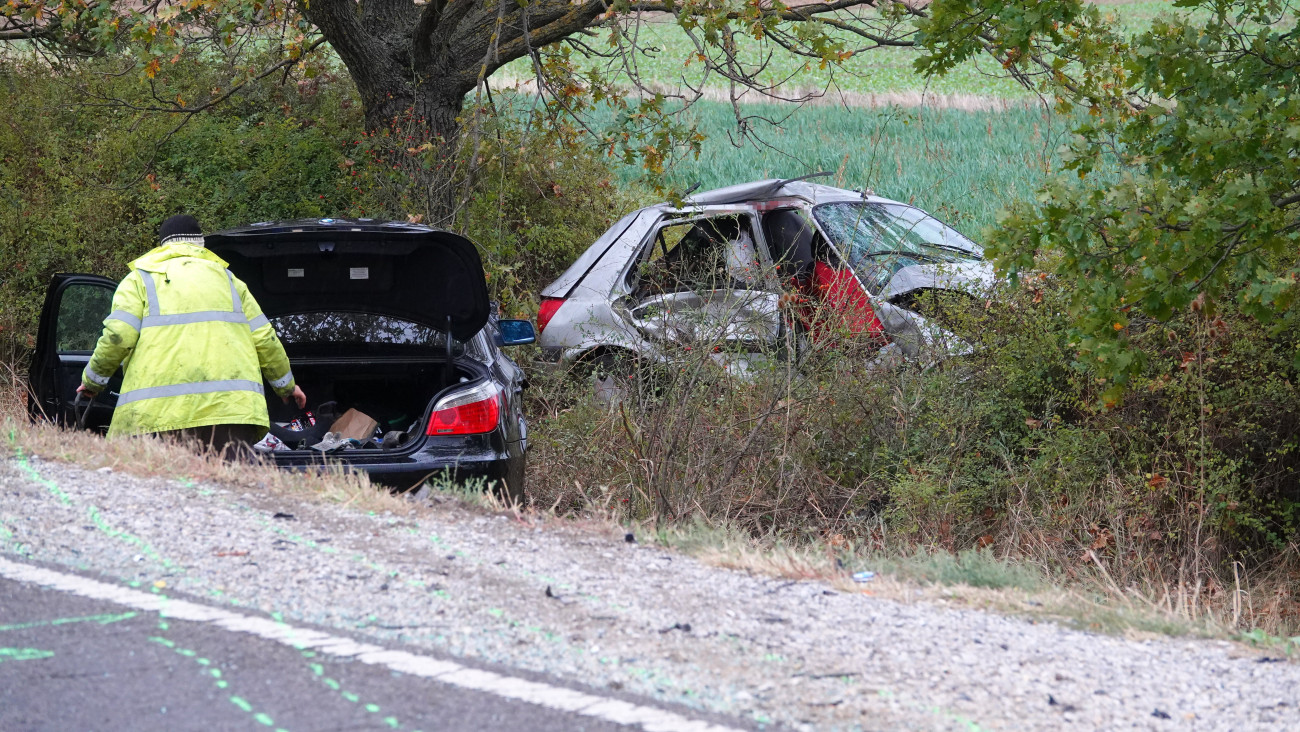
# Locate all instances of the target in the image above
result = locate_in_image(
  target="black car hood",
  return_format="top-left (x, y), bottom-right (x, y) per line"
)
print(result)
top-left (206, 220), bottom-right (489, 341)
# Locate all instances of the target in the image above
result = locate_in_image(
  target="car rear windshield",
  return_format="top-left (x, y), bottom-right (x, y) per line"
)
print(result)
top-left (272, 312), bottom-right (464, 356)
top-left (813, 202), bottom-right (981, 292)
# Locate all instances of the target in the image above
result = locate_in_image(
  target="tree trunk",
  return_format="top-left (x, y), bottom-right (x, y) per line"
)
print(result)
top-left (356, 74), bottom-right (470, 224)
top-left (302, 0), bottom-right (478, 223)
top-left (300, 0), bottom-right (611, 222)
top-left (362, 83), bottom-right (466, 146)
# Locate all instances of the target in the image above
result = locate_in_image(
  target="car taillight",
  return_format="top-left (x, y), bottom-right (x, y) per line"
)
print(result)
top-left (537, 296), bottom-right (565, 335)
top-left (426, 382), bottom-right (501, 436)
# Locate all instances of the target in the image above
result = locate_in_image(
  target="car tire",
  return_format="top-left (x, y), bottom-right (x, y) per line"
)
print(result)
top-left (498, 450), bottom-right (526, 507)
top-left (575, 350), bottom-right (641, 402)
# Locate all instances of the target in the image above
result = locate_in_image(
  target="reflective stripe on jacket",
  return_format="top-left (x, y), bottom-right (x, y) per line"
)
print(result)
top-left (82, 241), bottom-right (296, 437)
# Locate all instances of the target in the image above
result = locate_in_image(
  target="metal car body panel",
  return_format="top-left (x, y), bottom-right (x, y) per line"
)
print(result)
top-left (630, 290), bottom-right (783, 350)
top-left (878, 260), bottom-right (997, 302)
top-left (26, 274), bottom-right (122, 431)
top-left (538, 178), bottom-right (992, 369)
top-left (538, 202), bottom-right (785, 371)
top-left (541, 209), bottom-right (647, 299)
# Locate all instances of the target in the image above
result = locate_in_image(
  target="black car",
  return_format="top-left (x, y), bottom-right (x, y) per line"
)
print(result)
top-left (27, 219), bottom-right (534, 498)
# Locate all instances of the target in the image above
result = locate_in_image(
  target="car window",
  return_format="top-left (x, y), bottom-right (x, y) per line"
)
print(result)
top-left (647, 224), bottom-right (689, 262)
top-left (813, 202), bottom-right (981, 293)
top-left (633, 214), bottom-right (765, 296)
top-left (272, 312), bottom-right (464, 355)
top-left (56, 283), bottom-right (113, 352)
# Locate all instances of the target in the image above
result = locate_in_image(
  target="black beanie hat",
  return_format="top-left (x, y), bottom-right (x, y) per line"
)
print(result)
top-left (159, 214), bottom-right (203, 243)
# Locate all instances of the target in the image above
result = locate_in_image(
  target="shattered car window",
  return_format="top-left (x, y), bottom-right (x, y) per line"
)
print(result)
top-left (813, 202), bottom-right (982, 292)
top-left (272, 312), bottom-right (462, 354)
top-left (635, 215), bottom-right (765, 295)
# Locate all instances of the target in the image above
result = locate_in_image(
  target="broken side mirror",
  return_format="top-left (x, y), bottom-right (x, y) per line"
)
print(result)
top-left (498, 319), bottom-right (536, 346)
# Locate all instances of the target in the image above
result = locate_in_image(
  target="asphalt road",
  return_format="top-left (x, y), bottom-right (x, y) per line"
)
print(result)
top-left (0, 561), bottom-right (748, 732)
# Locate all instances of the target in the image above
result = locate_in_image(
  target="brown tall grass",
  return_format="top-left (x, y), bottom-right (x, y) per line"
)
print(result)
top-left (525, 281), bottom-right (1300, 640)
top-left (1, 370), bottom-right (408, 514)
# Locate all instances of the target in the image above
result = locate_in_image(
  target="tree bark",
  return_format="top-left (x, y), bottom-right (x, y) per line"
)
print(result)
top-left (298, 0), bottom-right (603, 220)
top-left (302, 0), bottom-right (612, 137)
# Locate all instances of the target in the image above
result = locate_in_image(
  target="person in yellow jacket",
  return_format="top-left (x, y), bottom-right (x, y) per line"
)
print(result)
top-left (75, 214), bottom-right (307, 456)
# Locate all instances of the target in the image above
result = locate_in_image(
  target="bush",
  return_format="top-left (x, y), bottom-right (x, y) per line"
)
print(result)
top-left (344, 94), bottom-right (648, 317)
top-left (0, 56), bottom-right (360, 365)
top-left (0, 58), bottom-right (634, 364)
top-left (525, 275), bottom-right (1300, 633)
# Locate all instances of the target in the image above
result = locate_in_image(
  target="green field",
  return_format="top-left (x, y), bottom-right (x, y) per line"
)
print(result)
top-left (608, 101), bottom-right (1068, 238)
top-left (500, 1), bottom-right (1188, 100)
top-left (496, 1), bottom-right (1184, 238)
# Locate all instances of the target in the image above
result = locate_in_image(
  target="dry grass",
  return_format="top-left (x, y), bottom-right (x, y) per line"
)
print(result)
top-left (1, 379), bottom-right (410, 515)
top-left (3, 371), bottom-right (1293, 652)
top-left (523, 279), bottom-right (1300, 644)
top-left (645, 519), bottom-right (1269, 643)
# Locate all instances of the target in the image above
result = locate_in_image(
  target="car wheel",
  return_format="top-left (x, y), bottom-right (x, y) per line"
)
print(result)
top-left (579, 350), bottom-right (640, 404)
top-left (498, 450), bottom-right (526, 507)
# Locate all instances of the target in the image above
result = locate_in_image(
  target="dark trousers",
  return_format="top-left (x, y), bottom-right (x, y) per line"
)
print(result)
top-left (158, 424), bottom-right (264, 460)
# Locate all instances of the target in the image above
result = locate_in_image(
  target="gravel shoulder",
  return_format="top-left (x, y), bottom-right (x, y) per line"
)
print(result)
top-left (2, 455), bottom-right (1297, 731)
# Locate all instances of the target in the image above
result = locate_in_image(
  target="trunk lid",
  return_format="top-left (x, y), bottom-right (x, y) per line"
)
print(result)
top-left (206, 219), bottom-right (489, 341)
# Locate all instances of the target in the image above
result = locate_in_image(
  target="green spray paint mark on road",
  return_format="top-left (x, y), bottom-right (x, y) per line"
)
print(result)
top-left (304, 654), bottom-right (406, 729)
top-left (0, 612), bottom-right (136, 632)
top-left (0, 648), bottom-right (55, 663)
top-left (245, 510), bottom-right (435, 598)
top-left (149, 635), bottom-right (289, 732)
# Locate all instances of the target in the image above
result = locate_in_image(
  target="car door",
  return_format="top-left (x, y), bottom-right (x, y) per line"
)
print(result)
top-left (625, 211), bottom-right (785, 354)
top-left (27, 274), bottom-right (121, 431)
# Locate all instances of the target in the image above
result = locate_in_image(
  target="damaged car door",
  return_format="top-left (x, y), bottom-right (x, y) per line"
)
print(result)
top-left (810, 201), bottom-right (991, 359)
top-left (623, 212), bottom-right (786, 362)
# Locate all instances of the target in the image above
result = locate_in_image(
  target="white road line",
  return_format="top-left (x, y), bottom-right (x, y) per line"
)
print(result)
top-left (0, 556), bottom-right (743, 732)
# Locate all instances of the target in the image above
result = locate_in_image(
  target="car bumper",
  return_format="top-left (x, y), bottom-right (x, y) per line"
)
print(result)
top-left (270, 441), bottom-right (523, 490)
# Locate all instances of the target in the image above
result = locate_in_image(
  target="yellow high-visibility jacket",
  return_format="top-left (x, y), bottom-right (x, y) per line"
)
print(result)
top-left (81, 240), bottom-right (296, 437)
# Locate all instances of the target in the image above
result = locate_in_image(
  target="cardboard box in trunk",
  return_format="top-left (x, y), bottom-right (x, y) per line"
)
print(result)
top-left (329, 408), bottom-right (378, 442)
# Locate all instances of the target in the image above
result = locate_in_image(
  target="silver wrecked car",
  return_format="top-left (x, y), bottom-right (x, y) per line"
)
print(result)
top-left (536, 175), bottom-right (994, 372)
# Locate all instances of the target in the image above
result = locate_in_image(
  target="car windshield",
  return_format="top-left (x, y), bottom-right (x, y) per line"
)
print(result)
top-left (272, 312), bottom-right (464, 356)
top-left (813, 202), bottom-right (982, 292)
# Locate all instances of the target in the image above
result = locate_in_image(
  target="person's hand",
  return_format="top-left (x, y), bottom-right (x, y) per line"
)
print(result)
top-left (282, 385), bottom-right (307, 410)
top-left (75, 384), bottom-right (97, 400)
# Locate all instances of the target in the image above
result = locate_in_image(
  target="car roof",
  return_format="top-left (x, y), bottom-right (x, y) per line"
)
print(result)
top-left (683, 178), bottom-right (886, 207)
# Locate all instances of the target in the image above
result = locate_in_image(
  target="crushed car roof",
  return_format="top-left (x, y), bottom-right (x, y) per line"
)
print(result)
top-left (684, 178), bottom-right (871, 206)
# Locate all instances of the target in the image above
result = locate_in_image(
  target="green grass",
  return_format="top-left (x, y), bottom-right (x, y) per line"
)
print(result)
top-left (627, 101), bottom-right (1070, 238)
top-left (502, 20), bottom-right (1026, 99)
top-left (869, 549), bottom-right (1045, 591)
top-left (499, 1), bottom-right (1188, 100)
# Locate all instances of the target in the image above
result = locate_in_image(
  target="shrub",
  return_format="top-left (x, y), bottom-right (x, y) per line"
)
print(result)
top-left (525, 273), bottom-right (1300, 633)
top-left (0, 59), bottom-right (634, 364)
top-left (345, 94), bottom-right (649, 317)
top-left (0, 56), bottom-right (360, 365)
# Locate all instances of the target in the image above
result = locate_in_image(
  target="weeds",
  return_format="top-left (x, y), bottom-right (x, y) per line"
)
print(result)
top-left (872, 549), bottom-right (1044, 592)
top-left (0, 381), bottom-right (408, 515)
top-left (527, 272), bottom-right (1300, 638)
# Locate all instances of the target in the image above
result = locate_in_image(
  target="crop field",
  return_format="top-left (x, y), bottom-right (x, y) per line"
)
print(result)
top-left (500, 1), bottom-right (1185, 100)
top-left (649, 101), bottom-right (1069, 236)
top-left (492, 1), bottom-right (1183, 235)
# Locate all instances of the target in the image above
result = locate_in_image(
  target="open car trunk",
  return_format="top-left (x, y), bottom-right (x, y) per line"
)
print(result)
top-left (262, 356), bottom-right (485, 452)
